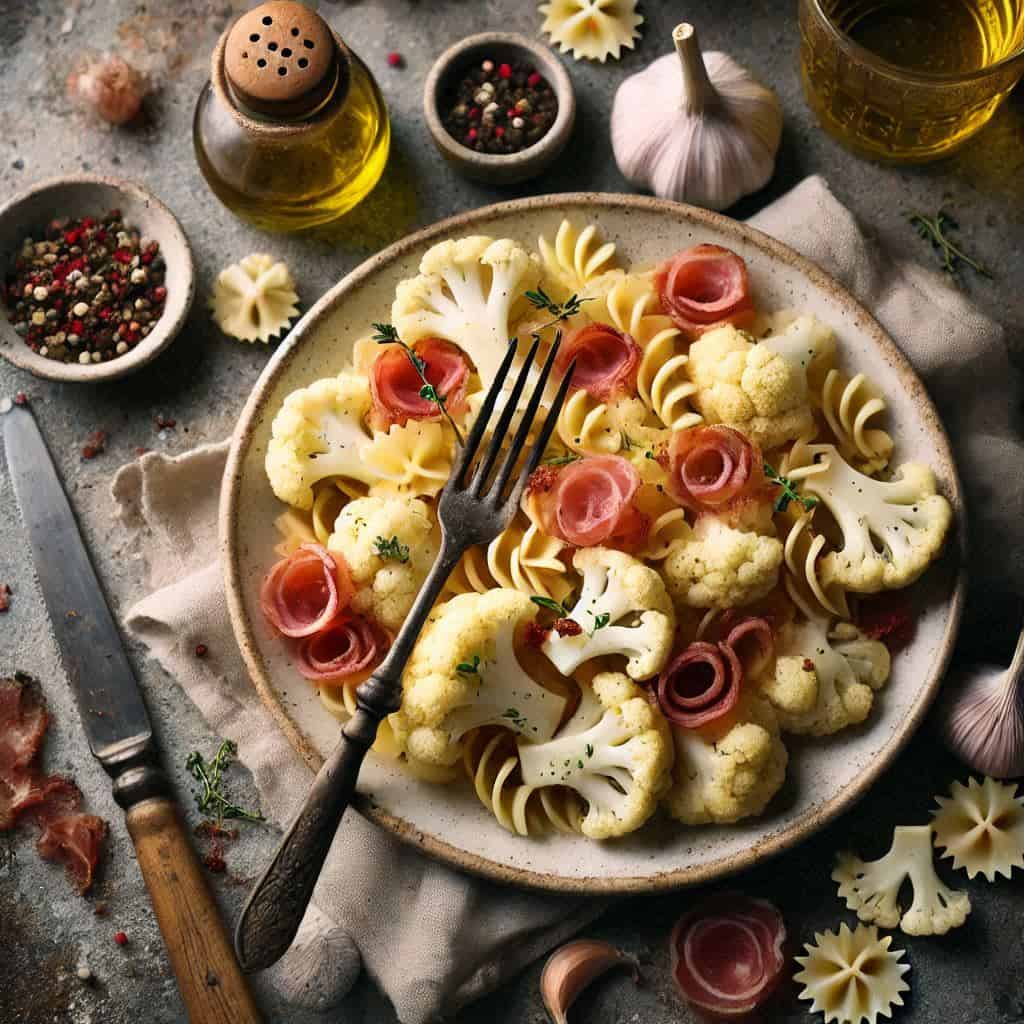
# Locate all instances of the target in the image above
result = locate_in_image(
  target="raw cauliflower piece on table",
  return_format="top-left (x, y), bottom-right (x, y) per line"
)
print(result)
top-left (390, 590), bottom-right (567, 767)
top-left (265, 373), bottom-right (378, 510)
top-left (518, 672), bottom-right (673, 839)
top-left (327, 495), bottom-right (438, 632)
top-left (660, 516), bottom-right (783, 610)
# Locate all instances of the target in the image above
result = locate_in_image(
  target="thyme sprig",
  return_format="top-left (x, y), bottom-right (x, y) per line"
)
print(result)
top-left (374, 535), bottom-right (410, 563)
top-left (531, 595), bottom-right (570, 617)
top-left (525, 286), bottom-right (590, 332)
top-left (544, 451), bottom-right (582, 467)
top-left (906, 210), bottom-right (991, 279)
top-left (764, 463), bottom-right (818, 515)
top-left (186, 740), bottom-right (265, 824)
top-left (456, 654), bottom-right (482, 676)
top-left (372, 322), bottom-right (465, 445)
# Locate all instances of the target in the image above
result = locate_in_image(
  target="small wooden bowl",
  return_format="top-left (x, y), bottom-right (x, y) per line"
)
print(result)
top-left (424, 32), bottom-right (576, 186)
top-left (0, 175), bottom-right (195, 383)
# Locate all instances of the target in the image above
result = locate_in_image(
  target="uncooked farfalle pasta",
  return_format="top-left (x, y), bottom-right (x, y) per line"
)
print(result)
top-left (258, 220), bottom-right (953, 842)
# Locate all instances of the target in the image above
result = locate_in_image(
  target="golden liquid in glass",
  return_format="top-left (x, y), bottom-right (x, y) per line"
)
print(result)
top-left (800, 0), bottom-right (1024, 161)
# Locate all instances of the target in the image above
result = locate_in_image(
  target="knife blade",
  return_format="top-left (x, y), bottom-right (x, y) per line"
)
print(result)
top-left (2, 401), bottom-right (261, 1024)
top-left (3, 404), bottom-right (152, 764)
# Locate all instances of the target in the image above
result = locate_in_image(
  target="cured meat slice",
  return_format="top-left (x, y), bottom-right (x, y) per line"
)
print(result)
top-left (655, 244), bottom-right (754, 339)
top-left (37, 812), bottom-right (109, 894)
top-left (657, 641), bottom-right (742, 729)
top-left (370, 336), bottom-right (470, 431)
top-left (667, 425), bottom-right (766, 514)
top-left (0, 677), bottom-right (48, 773)
top-left (531, 455), bottom-right (649, 550)
top-left (260, 544), bottom-right (355, 639)
top-left (553, 323), bottom-right (641, 400)
top-left (671, 893), bottom-right (787, 1019)
top-left (295, 613), bottom-right (390, 682)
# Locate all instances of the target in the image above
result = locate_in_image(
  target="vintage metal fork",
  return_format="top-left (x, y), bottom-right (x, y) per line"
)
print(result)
top-left (235, 336), bottom-right (574, 971)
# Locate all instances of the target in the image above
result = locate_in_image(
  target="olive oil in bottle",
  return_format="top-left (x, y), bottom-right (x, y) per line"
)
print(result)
top-left (193, 1), bottom-right (390, 233)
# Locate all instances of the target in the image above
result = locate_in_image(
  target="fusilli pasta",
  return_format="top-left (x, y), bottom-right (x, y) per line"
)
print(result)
top-left (818, 368), bottom-right (893, 474)
top-left (537, 219), bottom-right (621, 302)
top-left (780, 509), bottom-right (850, 620)
top-left (463, 729), bottom-right (583, 836)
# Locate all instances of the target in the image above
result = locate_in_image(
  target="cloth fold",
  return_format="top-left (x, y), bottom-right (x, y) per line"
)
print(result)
top-left (114, 175), bottom-right (1019, 1024)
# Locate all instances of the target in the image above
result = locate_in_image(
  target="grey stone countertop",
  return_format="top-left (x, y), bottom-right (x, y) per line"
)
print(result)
top-left (1, 2), bottom-right (1022, 1022)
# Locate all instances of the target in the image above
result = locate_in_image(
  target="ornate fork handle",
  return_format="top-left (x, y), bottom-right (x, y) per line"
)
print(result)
top-left (235, 543), bottom-right (462, 972)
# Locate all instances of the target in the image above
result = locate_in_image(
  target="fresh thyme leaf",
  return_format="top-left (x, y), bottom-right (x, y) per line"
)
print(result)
top-left (526, 287), bottom-right (592, 333)
top-left (585, 743), bottom-right (594, 758)
top-left (456, 654), bottom-right (482, 676)
top-left (906, 209), bottom-right (991, 279)
top-left (544, 451), bottom-right (582, 466)
top-left (186, 740), bottom-right (265, 824)
top-left (531, 595), bottom-right (570, 617)
top-left (764, 462), bottom-right (818, 514)
top-left (591, 611), bottom-right (611, 633)
top-left (502, 707), bottom-right (529, 730)
top-left (374, 535), bottom-right (410, 563)
top-left (369, 322), bottom-right (465, 445)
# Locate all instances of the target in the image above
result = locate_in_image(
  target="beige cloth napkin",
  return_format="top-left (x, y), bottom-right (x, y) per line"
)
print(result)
top-left (113, 175), bottom-right (1018, 1024)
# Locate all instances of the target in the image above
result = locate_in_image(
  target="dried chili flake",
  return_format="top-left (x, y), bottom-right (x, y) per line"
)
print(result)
top-left (81, 430), bottom-right (108, 460)
top-left (523, 620), bottom-right (548, 649)
top-left (155, 414), bottom-right (176, 430)
top-left (12, 392), bottom-right (28, 406)
top-left (802, 658), bottom-right (815, 672)
top-left (553, 617), bottom-right (583, 638)
top-left (0, 584), bottom-right (11, 613)
top-left (856, 592), bottom-right (916, 651)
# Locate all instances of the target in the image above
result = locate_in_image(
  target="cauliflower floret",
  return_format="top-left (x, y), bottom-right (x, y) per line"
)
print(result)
top-left (327, 495), bottom-right (438, 632)
top-left (391, 590), bottom-right (567, 767)
top-left (541, 547), bottom-right (675, 680)
top-left (265, 373), bottom-right (378, 510)
top-left (788, 444), bottom-right (952, 593)
top-left (518, 672), bottom-right (673, 839)
top-left (661, 516), bottom-right (783, 610)
top-left (761, 616), bottom-right (890, 736)
top-left (685, 324), bottom-right (817, 450)
top-left (833, 825), bottom-right (971, 936)
top-left (392, 236), bottom-right (540, 386)
top-left (664, 692), bottom-right (788, 825)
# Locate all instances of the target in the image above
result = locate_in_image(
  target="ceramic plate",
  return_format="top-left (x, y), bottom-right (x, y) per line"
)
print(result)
top-left (221, 194), bottom-right (965, 892)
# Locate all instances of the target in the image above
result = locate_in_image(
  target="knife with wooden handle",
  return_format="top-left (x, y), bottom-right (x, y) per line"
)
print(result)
top-left (2, 402), bottom-right (261, 1024)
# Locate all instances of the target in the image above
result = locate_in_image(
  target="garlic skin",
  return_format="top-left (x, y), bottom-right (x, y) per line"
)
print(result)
top-left (940, 629), bottom-right (1024, 778)
top-left (541, 939), bottom-right (639, 1024)
top-left (611, 23), bottom-right (783, 211)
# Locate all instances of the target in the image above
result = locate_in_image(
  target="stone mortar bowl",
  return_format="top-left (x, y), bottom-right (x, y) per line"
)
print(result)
top-left (424, 32), bottom-right (576, 186)
top-left (0, 175), bottom-right (195, 383)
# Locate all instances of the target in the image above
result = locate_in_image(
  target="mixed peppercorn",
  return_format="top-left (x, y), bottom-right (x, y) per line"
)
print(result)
top-left (3, 209), bottom-right (167, 365)
top-left (442, 58), bottom-right (558, 155)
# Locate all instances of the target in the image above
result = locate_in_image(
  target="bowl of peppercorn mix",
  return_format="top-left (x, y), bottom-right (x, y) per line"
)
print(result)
top-left (0, 174), bottom-right (194, 383)
top-left (424, 32), bottom-right (575, 185)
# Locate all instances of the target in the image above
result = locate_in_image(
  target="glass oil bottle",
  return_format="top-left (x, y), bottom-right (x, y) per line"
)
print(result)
top-left (193, 0), bottom-right (390, 232)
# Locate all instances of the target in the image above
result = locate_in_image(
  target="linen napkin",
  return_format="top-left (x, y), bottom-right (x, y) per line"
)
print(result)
top-left (113, 175), bottom-right (1018, 1024)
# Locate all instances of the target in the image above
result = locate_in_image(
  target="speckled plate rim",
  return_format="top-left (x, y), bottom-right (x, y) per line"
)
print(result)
top-left (220, 192), bottom-right (967, 894)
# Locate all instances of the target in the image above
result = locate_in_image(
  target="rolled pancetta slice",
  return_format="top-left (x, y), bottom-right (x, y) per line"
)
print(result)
top-left (667, 425), bottom-right (765, 514)
top-left (259, 544), bottom-right (354, 639)
top-left (656, 641), bottom-right (743, 729)
top-left (655, 244), bottom-right (754, 339)
top-left (295, 613), bottom-right (390, 682)
top-left (370, 336), bottom-right (470, 431)
top-left (554, 323), bottom-right (641, 400)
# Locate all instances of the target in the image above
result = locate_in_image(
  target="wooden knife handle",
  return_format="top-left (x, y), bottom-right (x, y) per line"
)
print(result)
top-left (126, 797), bottom-right (263, 1023)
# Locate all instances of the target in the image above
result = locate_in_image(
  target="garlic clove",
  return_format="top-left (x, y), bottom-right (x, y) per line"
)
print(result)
top-left (940, 640), bottom-right (1024, 778)
top-left (540, 938), bottom-right (639, 1024)
top-left (611, 23), bottom-right (782, 211)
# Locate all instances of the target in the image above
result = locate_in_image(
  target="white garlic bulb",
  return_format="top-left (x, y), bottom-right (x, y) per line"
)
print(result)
top-left (611, 23), bottom-right (783, 210)
top-left (940, 629), bottom-right (1024, 778)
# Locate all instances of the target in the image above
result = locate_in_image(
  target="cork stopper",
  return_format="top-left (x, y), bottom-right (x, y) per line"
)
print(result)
top-left (224, 2), bottom-right (345, 119)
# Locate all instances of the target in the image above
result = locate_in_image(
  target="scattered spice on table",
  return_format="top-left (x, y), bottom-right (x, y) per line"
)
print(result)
top-left (0, 584), bottom-right (11, 613)
top-left (387, 51), bottom-right (404, 68)
top-left (155, 414), bottom-right (177, 430)
top-left (81, 429), bottom-right (108, 460)
top-left (907, 208), bottom-right (991, 279)
top-left (3, 209), bottom-right (167, 365)
top-left (442, 58), bottom-right (558, 155)
top-left (195, 643), bottom-right (209, 658)
top-left (12, 391), bottom-right (28, 406)
top-left (113, 930), bottom-right (129, 947)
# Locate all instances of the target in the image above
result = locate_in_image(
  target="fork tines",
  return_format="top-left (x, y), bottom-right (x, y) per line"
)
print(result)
top-left (449, 337), bottom-right (574, 512)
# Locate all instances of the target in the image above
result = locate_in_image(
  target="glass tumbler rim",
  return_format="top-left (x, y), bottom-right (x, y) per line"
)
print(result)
top-left (805, 0), bottom-right (1024, 86)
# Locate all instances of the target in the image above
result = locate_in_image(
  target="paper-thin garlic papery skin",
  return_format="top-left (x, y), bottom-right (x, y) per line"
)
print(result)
top-left (611, 23), bottom-right (782, 210)
top-left (540, 939), bottom-right (639, 1024)
top-left (940, 627), bottom-right (1024, 779)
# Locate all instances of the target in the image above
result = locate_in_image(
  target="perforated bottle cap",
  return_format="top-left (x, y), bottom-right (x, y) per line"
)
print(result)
top-left (223, 1), bottom-right (346, 119)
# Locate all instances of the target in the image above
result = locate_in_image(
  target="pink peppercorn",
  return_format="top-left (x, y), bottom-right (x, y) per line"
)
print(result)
top-left (466, 128), bottom-right (478, 142)
top-left (386, 51), bottom-right (403, 68)
top-left (498, 63), bottom-right (512, 79)
top-left (114, 931), bottom-right (128, 946)
top-left (494, 126), bottom-right (505, 138)
top-left (468, 106), bottom-right (481, 121)
top-left (527, 72), bottom-right (542, 87)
